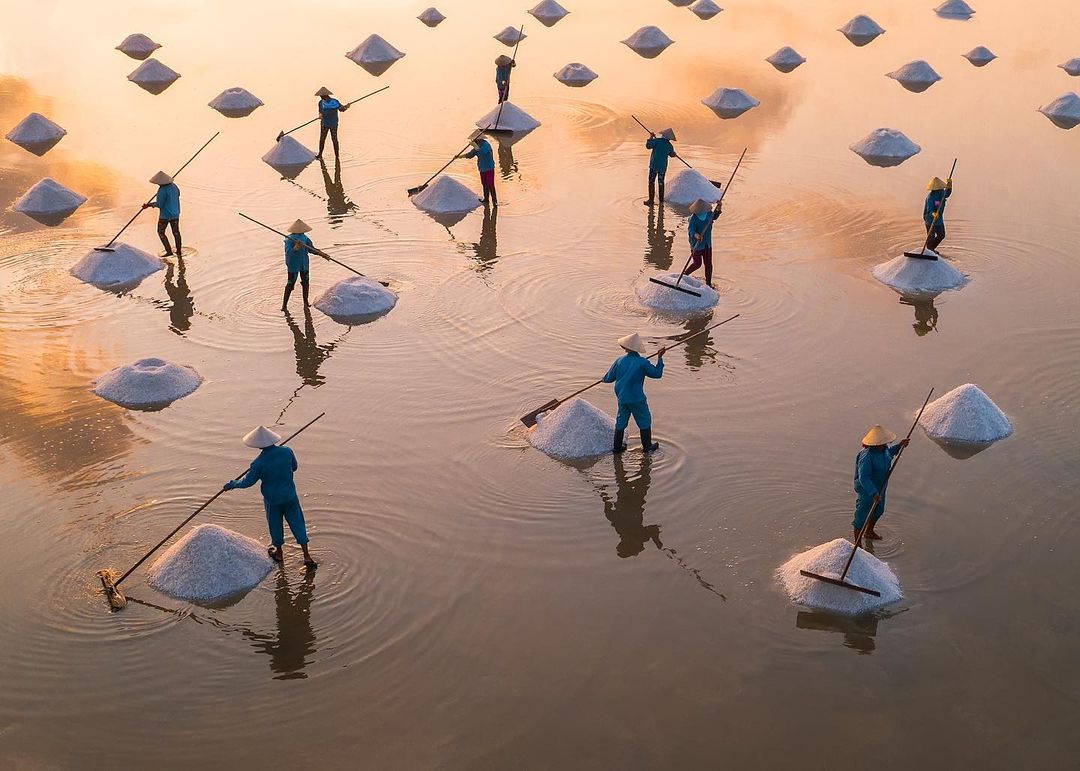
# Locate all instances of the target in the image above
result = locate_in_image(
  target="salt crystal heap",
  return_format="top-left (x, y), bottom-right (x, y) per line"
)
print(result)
top-left (494, 26), bottom-right (527, 46)
top-left (475, 101), bottom-right (541, 133)
top-left (1038, 93), bottom-right (1080, 129)
top-left (777, 539), bottom-right (902, 616)
top-left (935, 0), bottom-right (975, 18)
top-left (872, 251), bottom-right (966, 295)
top-left (262, 136), bottom-right (318, 179)
top-left (5, 112), bottom-right (67, 156)
top-left (412, 175), bottom-right (482, 216)
top-left (315, 276), bottom-right (397, 324)
top-left (702, 87), bottom-right (760, 119)
top-left (665, 169), bottom-right (721, 207)
top-left (689, 0), bottom-right (723, 20)
top-left (767, 47), bottom-right (806, 73)
top-left (417, 7), bottom-right (446, 27)
top-left (128, 59), bottom-right (180, 94)
top-left (887, 61), bottom-right (942, 93)
top-left (919, 384), bottom-right (1013, 447)
top-left (93, 357), bottom-right (203, 409)
top-left (1061, 59), bottom-right (1080, 77)
top-left (554, 62), bottom-right (598, 87)
top-left (71, 243), bottom-right (165, 290)
top-left (116, 33), bottom-right (161, 60)
top-left (622, 27), bottom-right (674, 59)
top-left (839, 15), bottom-right (885, 47)
top-left (636, 272), bottom-right (719, 313)
top-left (529, 0), bottom-right (569, 27)
top-left (527, 398), bottom-right (616, 461)
top-left (964, 46), bottom-right (997, 67)
top-left (14, 178), bottom-right (87, 226)
top-left (850, 128), bottom-right (921, 167)
top-left (346, 35), bottom-right (405, 76)
top-left (208, 87), bottom-right (264, 118)
top-left (147, 524), bottom-right (273, 604)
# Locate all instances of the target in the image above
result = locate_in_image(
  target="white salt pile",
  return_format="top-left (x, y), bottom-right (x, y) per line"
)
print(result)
top-left (777, 539), bottom-right (902, 616)
top-left (935, 0), bottom-right (975, 18)
top-left (964, 46), bottom-right (997, 67)
top-left (418, 7), bottom-right (446, 27)
top-left (70, 243), bottom-right (165, 290)
top-left (838, 15), bottom-right (885, 47)
top-left (527, 398), bottom-right (616, 460)
top-left (412, 175), bottom-right (482, 215)
top-left (872, 252), bottom-right (967, 294)
top-left (919, 384), bottom-right (1013, 444)
top-left (14, 178), bottom-right (87, 225)
top-left (314, 277), bottom-right (398, 323)
top-left (529, 0), bottom-right (569, 27)
top-left (636, 272), bottom-right (719, 312)
top-left (5, 112), bottom-right (66, 156)
top-left (850, 128), bottom-right (921, 167)
top-left (1061, 59), bottom-right (1080, 77)
top-left (147, 524), bottom-right (273, 604)
top-left (622, 26), bottom-right (674, 59)
top-left (475, 101), bottom-right (541, 133)
top-left (665, 169), bottom-right (721, 207)
top-left (702, 87), bottom-right (760, 119)
top-left (93, 357), bottom-right (203, 409)
top-left (127, 59), bottom-right (180, 94)
top-left (1038, 93), bottom-right (1080, 129)
top-left (208, 87), bottom-right (264, 118)
top-left (346, 35), bottom-right (405, 76)
top-left (887, 60), bottom-right (942, 92)
top-left (116, 33), bottom-right (161, 60)
top-left (262, 136), bottom-right (318, 179)
top-left (766, 47), bottom-right (806, 73)
top-left (494, 26), bottom-right (528, 46)
top-left (689, 0), bottom-right (723, 20)
top-left (554, 63), bottom-right (599, 87)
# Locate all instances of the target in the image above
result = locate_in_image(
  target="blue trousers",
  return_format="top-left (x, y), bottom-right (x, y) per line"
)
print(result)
top-left (925, 220), bottom-right (945, 251)
top-left (648, 169), bottom-right (666, 186)
top-left (853, 493), bottom-right (886, 531)
top-left (266, 499), bottom-right (308, 546)
top-left (615, 401), bottom-right (652, 431)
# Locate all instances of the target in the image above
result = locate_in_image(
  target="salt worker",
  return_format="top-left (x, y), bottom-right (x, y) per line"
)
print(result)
top-left (495, 54), bottom-right (516, 103)
top-left (853, 425), bottom-right (909, 542)
top-left (686, 197), bottom-right (723, 287)
top-left (315, 87), bottom-right (350, 159)
top-left (603, 333), bottom-right (666, 453)
top-left (142, 171), bottom-right (181, 257)
top-left (923, 176), bottom-right (953, 253)
top-left (462, 131), bottom-right (497, 207)
top-left (281, 219), bottom-right (315, 311)
top-left (224, 425), bottom-right (317, 568)
top-left (644, 128), bottom-right (677, 206)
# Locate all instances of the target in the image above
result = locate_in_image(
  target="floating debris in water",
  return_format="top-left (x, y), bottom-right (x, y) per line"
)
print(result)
top-left (147, 524), bottom-right (273, 604)
top-left (622, 26), bottom-right (674, 59)
top-left (636, 272), bottom-right (719, 312)
top-left (778, 538), bottom-right (902, 615)
top-left (850, 128), bottom-right (921, 167)
top-left (14, 177), bottom-right (87, 225)
top-left (70, 242), bottom-right (165, 290)
top-left (1038, 92), bottom-right (1080, 129)
top-left (665, 169), bottom-right (721, 207)
top-left (963, 46), bottom-right (997, 67)
top-left (494, 26), bottom-right (528, 46)
top-left (766, 46), bottom-right (806, 73)
top-left (208, 87), bottom-right (264, 118)
top-left (553, 62), bottom-right (598, 87)
top-left (872, 251), bottom-right (967, 294)
top-left (529, 0), bottom-right (569, 27)
top-left (346, 35), bottom-right (406, 76)
top-left (527, 398), bottom-right (616, 460)
top-left (935, 0), bottom-right (975, 18)
top-left (886, 60), bottom-right (942, 93)
top-left (1059, 58), bottom-right (1080, 77)
top-left (689, 0), bottom-right (723, 20)
top-left (475, 101), bottom-right (541, 133)
top-left (417, 7), bottom-right (446, 27)
top-left (314, 277), bottom-right (397, 324)
top-left (920, 384), bottom-right (1013, 445)
top-left (838, 15), bottom-right (885, 46)
top-left (702, 87), bottom-right (760, 118)
top-left (412, 175), bottom-right (482, 215)
top-left (127, 58), bottom-right (180, 94)
top-left (262, 136), bottom-right (318, 178)
top-left (116, 33), bottom-right (161, 60)
top-left (93, 357), bottom-right (203, 409)
top-left (5, 112), bottom-right (66, 156)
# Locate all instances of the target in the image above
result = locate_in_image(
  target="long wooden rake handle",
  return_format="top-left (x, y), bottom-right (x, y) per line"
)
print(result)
top-left (279, 85), bottom-right (390, 139)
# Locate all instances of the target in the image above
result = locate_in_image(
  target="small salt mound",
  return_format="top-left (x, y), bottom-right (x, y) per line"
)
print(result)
top-left (767, 46), bottom-right (806, 73)
top-left (665, 169), bottom-right (721, 207)
top-left (418, 7), bottom-right (446, 27)
top-left (1038, 93), bottom-right (1080, 129)
top-left (872, 252), bottom-right (966, 294)
top-left (702, 87), bottom-right (760, 119)
top-left (777, 539), bottom-right (902, 615)
top-left (346, 34), bottom-right (405, 76)
top-left (636, 272), bottom-right (719, 312)
top-left (554, 62), bottom-right (599, 87)
top-left (850, 128), bottom-right (921, 167)
top-left (14, 177), bottom-right (87, 225)
top-left (622, 26), bottom-right (674, 59)
top-left (93, 357), bottom-right (203, 409)
top-left (314, 276), bottom-right (397, 323)
top-left (5, 112), bottom-right (66, 156)
top-left (475, 101), bottom-right (542, 133)
top-left (887, 60), bottom-right (942, 92)
top-left (919, 384), bottom-right (1012, 444)
top-left (147, 524), bottom-right (273, 604)
top-left (208, 87), bottom-right (264, 118)
top-left (935, 0), bottom-right (975, 18)
top-left (127, 58), bottom-right (180, 94)
top-left (839, 15), bottom-right (885, 47)
top-left (262, 136), bottom-right (317, 179)
top-left (116, 33), bottom-right (161, 60)
top-left (494, 26), bottom-right (528, 46)
top-left (964, 46), bottom-right (997, 67)
top-left (530, 0), bottom-right (569, 27)
top-left (71, 242), bottom-right (165, 290)
top-left (689, 0), bottom-right (723, 20)
top-left (412, 175), bottom-right (482, 214)
top-left (527, 398), bottom-right (615, 460)
top-left (1061, 58), bottom-right (1080, 77)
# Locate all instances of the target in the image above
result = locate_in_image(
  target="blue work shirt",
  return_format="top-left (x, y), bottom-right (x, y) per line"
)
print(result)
top-left (465, 138), bottom-right (496, 172)
top-left (646, 137), bottom-right (676, 173)
top-left (319, 98), bottom-right (343, 128)
top-left (284, 234), bottom-right (313, 273)
top-left (853, 444), bottom-right (902, 498)
top-left (923, 187), bottom-right (952, 226)
top-left (688, 210), bottom-right (719, 249)
top-left (603, 351), bottom-right (664, 405)
top-left (155, 183), bottom-right (180, 220)
top-left (495, 63), bottom-right (514, 83)
top-left (226, 445), bottom-right (300, 507)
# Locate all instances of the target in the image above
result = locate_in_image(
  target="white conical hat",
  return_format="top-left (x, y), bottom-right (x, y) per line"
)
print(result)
top-left (149, 171), bottom-right (173, 185)
top-left (618, 333), bottom-right (647, 354)
top-left (861, 425), bottom-right (896, 446)
top-left (243, 425), bottom-right (281, 448)
top-left (689, 198), bottom-right (712, 214)
top-left (288, 219), bottom-right (312, 234)
top-left (315, 86), bottom-right (333, 97)
top-left (660, 128), bottom-right (676, 140)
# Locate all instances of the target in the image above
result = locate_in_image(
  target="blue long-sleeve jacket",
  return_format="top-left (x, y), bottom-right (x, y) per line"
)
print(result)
top-left (603, 351), bottom-right (664, 404)
top-left (495, 63), bottom-right (514, 83)
top-left (284, 234), bottom-right (313, 273)
top-left (319, 98), bottom-right (344, 128)
top-left (154, 183), bottom-right (180, 220)
top-left (688, 210), bottom-right (719, 249)
top-left (853, 444), bottom-right (902, 497)
top-left (225, 445), bottom-right (299, 506)
top-left (465, 138), bottom-right (496, 172)
top-left (646, 137), bottom-right (676, 173)
top-left (923, 187), bottom-right (951, 226)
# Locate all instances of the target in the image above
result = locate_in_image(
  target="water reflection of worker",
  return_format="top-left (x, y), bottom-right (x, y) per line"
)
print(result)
top-left (900, 295), bottom-right (938, 336)
top-left (795, 611), bottom-right (878, 655)
top-left (320, 156), bottom-right (357, 220)
top-left (680, 314), bottom-right (716, 371)
top-left (247, 569), bottom-right (318, 679)
top-left (600, 453), bottom-right (662, 558)
top-left (497, 140), bottom-right (516, 181)
top-left (284, 306), bottom-right (336, 387)
top-left (163, 255), bottom-right (194, 335)
top-left (470, 205), bottom-right (498, 271)
top-left (645, 205), bottom-right (674, 272)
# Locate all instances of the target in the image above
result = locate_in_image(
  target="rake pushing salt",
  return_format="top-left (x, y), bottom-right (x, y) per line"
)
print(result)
top-left (70, 243), bottom-right (165, 290)
top-left (1038, 93), bottom-right (1080, 129)
top-left (850, 128), bottom-right (921, 167)
top-left (554, 63), bottom-right (598, 87)
top-left (702, 87), bottom-right (759, 119)
top-left (887, 61), bottom-right (942, 93)
top-left (116, 33), bottom-right (161, 60)
top-left (529, 0), bottom-right (569, 27)
top-left (964, 47), bottom-right (997, 67)
top-left (6, 113), bottom-right (66, 156)
top-left (1061, 59), bottom-right (1080, 77)
top-left (527, 398), bottom-right (616, 460)
top-left (475, 101), bottom-right (541, 133)
top-left (93, 357), bottom-right (203, 409)
top-left (872, 252), bottom-right (966, 294)
top-left (839, 15), bottom-right (885, 47)
top-left (622, 27), bottom-right (674, 59)
top-left (346, 35), bottom-right (405, 76)
top-left (767, 47), bottom-right (806, 73)
top-left (665, 169), bottom-right (721, 207)
top-left (494, 26), bottom-right (527, 46)
top-left (778, 538), bottom-right (902, 615)
top-left (14, 178), bottom-right (86, 225)
top-left (935, 0), bottom-right (975, 18)
top-left (208, 87), bottom-right (264, 118)
top-left (127, 59), bottom-right (180, 94)
top-left (919, 384), bottom-right (1012, 444)
top-left (147, 524), bottom-right (273, 604)
top-left (315, 277), bottom-right (397, 324)
top-left (262, 136), bottom-right (317, 178)
top-left (689, 0), bottom-right (723, 20)
top-left (412, 175), bottom-right (482, 215)
top-left (636, 273), bottom-right (719, 312)
top-left (418, 7), bottom-right (446, 27)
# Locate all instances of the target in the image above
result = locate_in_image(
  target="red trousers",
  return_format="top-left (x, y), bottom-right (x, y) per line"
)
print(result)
top-left (687, 247), bottom-right (713, 284)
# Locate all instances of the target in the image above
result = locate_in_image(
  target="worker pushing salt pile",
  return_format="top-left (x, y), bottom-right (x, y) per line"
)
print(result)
top-left (838, 15), bottom-right (885, 46)
top-left (127, 58), bottom-right (180, 94)
top-left (529, 0), bottom-right (569, 27)
top-left (919, 384), bottom-right (1012, 449)
top-left (208, 87), bottom-right (264, 118)
top-left (554, 63), bottom-right (598, 88)
top-left (665, 170), bottom-right (721, 207)
top-left (850, 128), bottom-right (920, 167)
top-left (70, 243), bottom-right (165, 291)
top-left (621, 27), bottom-right (674, 59)
top-left (636, 273), bottom-right (719, 312)
top-left (346, 34), bottom-right (405, 76)
top-left (14, 177), bottom-right (86, 226)
top-left (766, 47), bottom-right (806, 73)
top-left (964, 47), bottom-right (997, 67)
top-left (475, 101), bottom-right (541, 134)
top-left (146, 524), bottom-right (274, 604)
top-left (494, 26), bottom-right (528, 46)
top-left (935, 0), bottom-right (975, 18)
top-left (778, 539), bottom-right (902, 615)
top-left (689, 0), bottom-right (723, 20)
top-left (527, 399), bottom-right (618, 461)
top-left (1038, 93), bottom-right (1080, 130)
top-left (6, 113), bottom-right (66, 156)
top-left (412, 175), bottom-right (482, 217)
top-left (262, 136), bottom-right (318, 179)
top-left (417, 7), bottom-right (446, 27)
top-left (887, 61), bottom-right (942, 93)
top-left (314, 276), bottom-right (398, 325)
top-left (702, 88), bottom-right (760, 119)
top-left (93, 358), bottom-right (203, 410)
top-left (116, 33), bottom-right (161, 60)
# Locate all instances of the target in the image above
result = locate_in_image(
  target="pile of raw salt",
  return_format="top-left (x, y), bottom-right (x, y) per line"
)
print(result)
top-left (887, 61), bottom-right (942, 93)
top-left (919, 384), bottom-right (1012, 444)
top-left (418, 7), bottom-right (446, 27)
top-left (208, 87), bottom-right (264, 118)
top-left (778, 539), bottom-right (902, 615)
top-left (554, 63), bottom-right (598, 87)
top-left (767, 47), bottom-right (806, 73)
top-left (622, 26), bottom-right (674, 59)
top-left (1038, 93), bottom-right (1080, 129)
top-left (314, 277), bottom-right (397, 323)
top-left (636, 272), bottom-right (719, 312)
top-left (93, 357), bottom-right (203, 409)
top-left (475, 101), bottom-right (541, 133)
top-left (665, 169), bottom-right (721, 207)
top-left (14, 178), bottom-right (86, 225)
top-left (1061, 59), bottom-right (1080, 77)
top-left (346, 35), bottom-right (405, 76)
top-left (872, 251), bottom-right (966, 294)
top-left (412, 175), bottom-right (481, 215)
top-left (702, 87), bottom-right (759, 119)
top-left (689, 0), bottom-right (723, 20)
top-left (70, 243), bottom-right (165, 290)
top-left (529, 0), bottom-right (569, 27)
top-left (116, 33), bottom-right (161, 60)
top-left (964, 46), bottom-right (997, 67)
top-left (262, 136), bottom-right (317, 179)
top-left (838, 15), bottom-right (885, 46)
top-left (6, 113), bottom-right (66, 156)
top-left (127, 59), bottom-right (180, 94)
top-left (935, 0), bottom-right (975, 18)
top-left (527, 398), bottom-right (615, 461)
top-left (147, 524), bottom-right (273, 603)
top-left (850, 128), bottom-right (920, 167)
top-left (494, 26), bottom-right (527, 46)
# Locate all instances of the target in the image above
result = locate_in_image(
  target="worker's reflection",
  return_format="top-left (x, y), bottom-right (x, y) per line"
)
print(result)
top-left (900, 295), bottom-right (939, 336)
top-left (247, 568), bottom-right (318, 679)
top-left (497, 140), bottom-right (517, 181)
top-left (795, 610), bottom-right (882, 655)
top-left (599, 453), bottom-right (661, 558)
top-left (163, 255), bottom-right (194, 336)
top-left (645, 205), bottom-right (675, 272)
top-left (680, 314), bottom-right (716, 371)
top-left (468, 205), bottom-right (499, 273)
top-left (284, 307), bottom-right (338, 387)
top-left (320, 156), bottom-right (358, 221)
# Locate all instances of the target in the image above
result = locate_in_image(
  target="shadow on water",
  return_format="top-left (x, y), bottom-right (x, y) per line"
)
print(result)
top-left (794, 607), bottom-right (908, 656)
top-left (497, 141), bottom-right (517, 182)
top-left (644, 205), bottom-right (675, 272)
top-left (899, 294), bottom-right (939, 337)
top-left (461, 206), bottom-right (499, 275)
top-left (277, 307), bottom-right (350, 423)
top-left (164, 255), bottom-right (194, 336)
top-left (320, 156), bottom-right (358, 222)
top-left (243, 568), bottom-right (318, 680)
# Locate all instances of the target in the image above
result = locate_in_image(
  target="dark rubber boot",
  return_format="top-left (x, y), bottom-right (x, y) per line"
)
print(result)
top-left (281, 286), bottom-right (293, 311)
top-left (613, 429), bottom-right (627, 454)
top-left (658, 180), bottom-right (665, 204)
top-left (301, 281), bottom-right (310, 307)
top-left (641, 428), bottom-right (659, 453)
top-left (645, 178), bottom-right (655, 206)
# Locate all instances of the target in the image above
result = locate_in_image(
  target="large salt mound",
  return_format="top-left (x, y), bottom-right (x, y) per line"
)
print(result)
top-left (494, 26), bottom-right (528, 46)
top-left (147, 524), bottom-right (273, 603)
top-left (527, 398), bottom-right (615, 460)
top-left (418, 7), bottom-right (446, 27)
top-left (622, 26), bottom-right (674, 59)
top-left (116, 33), bottom-right (161, 60)
top-left (70, 242), bottom-right (165, 290)
top-left (872, 252), bottom-right (966, 294)
top-left (636, 272), bottom-right (719, 312)
top-left (839, 15), bottom-right (885, 46)
top-left (778, 539), bottom-right (902, 615)
top-left (6, 112), bottom-right (66, 156)
top-left (850, 128), bottom-right (920, 167)
top-left (689, 0), bottom-right (723, 20)
top-left (475, 101), bottom-right (541, 133)
top-left (14, 177), bottom-right (87, 225)
top-left (530, 0), bottom-right (569, 27)
top-left (887, 60), bottom-right (942, 92)
top-left (93, 357), bottom-right (203, 409)
top-left (127, 58), bottom-right (180, 94)
top-left (314, 276), bottom-right (397, 323)
top-left (1038, 93), bottom-right (1080, 130)
top-left (554, 63), bottom-right (598, 87)
top-left (702, 87), bottom-right (759, 119)
top-left (767, 46), bottom-right (806, 73)
top-left (919, 383), bottom-right (1012, 444)
top-left (935, 0), bottom-right (975, 18)
top-left (208, 87), bottom-right (264, 118)
top-left (412, 175), bottom-right (481, 215)
top-left (1061, 59), bottom-right (1080, 77)
top-left (964, 46), bottom-right (997, 67)
top-left (665, 169), bottom-right (721, 207)
top-left (262, 136), bottom-right (317, 179)
top-left (346, 34), bottom-right (405, 76)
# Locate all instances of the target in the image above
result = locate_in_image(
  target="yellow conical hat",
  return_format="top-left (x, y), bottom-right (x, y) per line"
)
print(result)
top-left (927, 177), bottom-right (946, 191)
top-left (149, 171), bottom-right (173, 185)
top-left (861, 425), bottom-right (896, 446)
top-left (243, 425), bottom-right (282, 449)
top-left (287, 219), bottom-right (312, 234)
top-left (617, 333), bottom-right (647, 354)
top-left (689, 198), bottom-right (712, 214)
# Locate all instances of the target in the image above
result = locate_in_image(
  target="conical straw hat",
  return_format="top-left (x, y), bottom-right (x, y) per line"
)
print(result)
top-left (288, 219), bottom-right (312, 234)
top-left (243, 425), bottom-right (282, 448)
top-left (495, 55), bottom-right (512, 66)
top-left (149, 171), bottom-right (173, 185)
top-left (660, 128), bottom-right (676, 141)
top-left (927, 177), bottom-right (946, 191)
top-left (689, 198), bottom-right (712, 214)
top-left (618, 333), bottom-right (647, 354)
top-left (315, 86), bottom-right (333, 97)
top-left (861, 425), bottom-right (896, 446)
